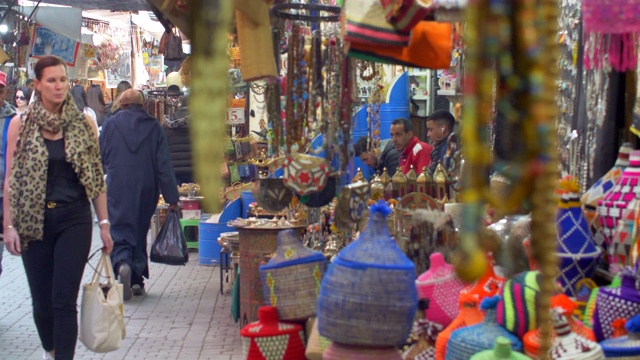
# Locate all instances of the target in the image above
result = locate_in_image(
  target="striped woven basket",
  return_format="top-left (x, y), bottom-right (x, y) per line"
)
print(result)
top-left (317, 201), bottom-right (417, 346)
top-left (259, 229), bottom-right (327, 321)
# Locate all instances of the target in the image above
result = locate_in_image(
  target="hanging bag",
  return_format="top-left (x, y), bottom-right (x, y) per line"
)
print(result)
top-left (79, 252), bottom-right (126, 353)
top-left (150, 210), bottom-right (189, 265)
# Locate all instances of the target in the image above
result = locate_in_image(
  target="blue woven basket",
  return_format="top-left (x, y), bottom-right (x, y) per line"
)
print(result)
top-left (446, 297), bottom-right (523, 360)
top-left (259, 229), bottom-right (327, 321)
top-left (317, 201), bottom-right (417, 346)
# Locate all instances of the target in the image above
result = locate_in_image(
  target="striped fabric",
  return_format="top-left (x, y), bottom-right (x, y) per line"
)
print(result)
top-left (496, 271), bottom-right (540, 339)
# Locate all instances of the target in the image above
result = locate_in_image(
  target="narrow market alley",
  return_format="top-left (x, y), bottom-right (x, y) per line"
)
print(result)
top-left (0, 224), bottom-right (243, 360)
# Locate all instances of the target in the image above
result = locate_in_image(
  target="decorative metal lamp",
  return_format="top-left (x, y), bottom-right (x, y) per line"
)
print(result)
top-left (417, 166), bottom-right (433, 196)
top-left (406, 165), bottom-right (418, 193)
top-left (392, 166), bottom-right (408, 199)
top-left (433, 162), bottom-right (450, 202)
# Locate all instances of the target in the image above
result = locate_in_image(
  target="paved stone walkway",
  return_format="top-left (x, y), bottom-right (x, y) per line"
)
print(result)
top-left (0, 225), bottom-right (243, 360)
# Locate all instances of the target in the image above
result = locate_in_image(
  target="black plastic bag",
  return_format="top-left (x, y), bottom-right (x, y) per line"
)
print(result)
top-left (150, 210), bottom-right (189, 265)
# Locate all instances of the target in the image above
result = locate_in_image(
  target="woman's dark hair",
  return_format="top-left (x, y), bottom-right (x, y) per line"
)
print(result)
top-left (34, 56), bottom-right (67, 81)
top-left (86, 84), bottom-right (108, 125)
top-left (70, 85), bottom-right (88, 111)
top-left (13, 86), bottom-right (31, 107)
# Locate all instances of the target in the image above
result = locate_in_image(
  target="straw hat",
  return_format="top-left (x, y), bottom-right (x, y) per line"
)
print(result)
top-left (234, 0), bottom-right (277, 81)
top-left (166, 72), bottom-right (183, 89)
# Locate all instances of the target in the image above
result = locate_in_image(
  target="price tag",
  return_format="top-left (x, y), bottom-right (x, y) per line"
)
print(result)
top-left (227, 108), bottom-right (245, 125)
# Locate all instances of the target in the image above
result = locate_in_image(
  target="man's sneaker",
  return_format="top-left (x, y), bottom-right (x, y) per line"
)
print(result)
top-left (118, 263), bottom-right (132, 301)
top-left (132, 284), bottom-right (146, 297)
top-left (43, 351), bottom-right (54, 360)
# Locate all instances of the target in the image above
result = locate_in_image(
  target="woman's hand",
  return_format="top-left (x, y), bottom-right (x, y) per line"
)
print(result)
top-left (100, 225), bottom-right (113, 254)
top-left (4, 227), bottom-right (21, 255)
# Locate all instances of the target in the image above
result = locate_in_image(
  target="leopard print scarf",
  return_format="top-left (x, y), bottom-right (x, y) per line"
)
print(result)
top-left (10, 93), bottom-right (106, 249)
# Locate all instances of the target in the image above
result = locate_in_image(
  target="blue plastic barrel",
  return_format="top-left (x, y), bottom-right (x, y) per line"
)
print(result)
top-left (198, 222), bottom-right (231, 266)
top-left (241, 191), bottom-right (255, 219)
top-left (219, 198), bottom-right (241, 223)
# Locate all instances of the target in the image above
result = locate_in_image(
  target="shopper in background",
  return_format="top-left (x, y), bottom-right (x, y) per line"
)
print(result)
top-left (2, 55), bottom-right (112, 360)
top-left (100, 89), bottom-right (179, 300)
top-left (70, 85), bottom-right (98, 128)
top-left (13, 85), bottom-right (31, 115)
top-left (86, 84), bottom-right (108, 127)
top-left (353, 136), bottom-right (399, 177)
top-left (163, 94), bottom-right (194, 184)
top-left (0, 71), bottom-right (16, 279)
top-left (107, 80), bottom-right (132, 119)
top-left (425, 110), bottom-right (456, 176)
top-left (390, 118), bottom-right (433, 175)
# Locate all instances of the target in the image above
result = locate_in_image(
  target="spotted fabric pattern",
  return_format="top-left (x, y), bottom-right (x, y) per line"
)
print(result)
top-left (10, 93), bottom-right (106, 249)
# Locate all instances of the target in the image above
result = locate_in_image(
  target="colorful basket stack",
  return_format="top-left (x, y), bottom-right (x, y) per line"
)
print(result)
top-left (459, 254), bottom-right (505, 301)
top-left (556, 179), bottom-right (602, 297)
top-left (445, 297), bottom-right (523, 360)
top-left (435, 292), bottom-right (485, 360)
top-left (259, 229), bottom-right (327, 321)
top-left (317, 201), bottom-right (417, 346)
top-left (582, 143), bottom-right (632, 247)
top-left (600, 314), bottom-right (640, 358)
top-left (416, 252), bottom-right (466, 328)
top-left (240, 306), bottom-right (306, 360)
top-left (469, 337), bottom-right (530, 360)
top-left (598, 150), bottom-right (640, 257)
top-left (496, 271), bottom-right (541, 339)
top-left (593, 271), bottom-right (640, 342)
top-left (610, 198), bottom-right (640, 268)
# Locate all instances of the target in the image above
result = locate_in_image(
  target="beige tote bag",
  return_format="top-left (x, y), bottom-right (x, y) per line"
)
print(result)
top-left (79, 252), bottom-right (126, 353)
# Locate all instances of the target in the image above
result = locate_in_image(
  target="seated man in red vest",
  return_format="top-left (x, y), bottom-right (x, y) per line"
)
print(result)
top-left (390, 118), bottom-right (433, 174)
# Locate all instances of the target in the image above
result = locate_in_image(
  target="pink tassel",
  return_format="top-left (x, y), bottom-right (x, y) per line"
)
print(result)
top-left (609, 34), bottom-right (621, 71)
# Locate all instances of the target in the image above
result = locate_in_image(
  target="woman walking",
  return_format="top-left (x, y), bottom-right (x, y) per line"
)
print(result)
top-left (70, 85), bottom-right (97, 128)
top-left (2, 55), bottom-right (113, 360)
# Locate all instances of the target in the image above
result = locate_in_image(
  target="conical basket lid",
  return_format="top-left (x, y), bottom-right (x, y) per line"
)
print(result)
top-left (261, 229), bottom-right (325, 270)
top-left (334, 201), bottom-right (414, 270)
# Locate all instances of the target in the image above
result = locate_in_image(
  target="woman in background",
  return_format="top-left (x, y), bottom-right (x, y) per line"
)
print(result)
top-left (13, 86), bottom-right (31, 115)
top-left (86, 84), bottom-right (108, 127)
top-left (70, 85), bottom-right (97, 128)
top-left (107, 81), bottom-right (132, 119)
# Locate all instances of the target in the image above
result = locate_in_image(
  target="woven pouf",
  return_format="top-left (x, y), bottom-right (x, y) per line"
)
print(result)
top-left (323, 343), bottom-right (401, 360)
top-left (556, 179), bottom-right (602, 297)
top-left (435, 293), bottom-right (485, 360)
top-left (496, 271), bottom-right (540, 339)
top-left (459, 254), bottom-right (505, 302)
top-left (416, 252), bottom-right (466, 328)
top-left (582, 143), bottom-right (632, 246)
top-left (469, 337), bottom-right (530, 360)
top-left (598, 150), bottom-right (640, 256)
top-left (240, 306), bottom-right (306, 360)
top-left (317, 201), bottom-right (417, 346)
top-left (445, 297), bottom-right (522, 360)
top-left (601, 314), bottom-right (640, 358)
top-left (259, 229), bottom-right (327, 321)
top-left (552, 294), bottom-right (596, 341)
top-left (593, 271), bottom-right (640, 342)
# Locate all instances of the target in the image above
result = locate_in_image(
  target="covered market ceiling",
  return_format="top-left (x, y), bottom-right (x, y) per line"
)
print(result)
top-left (18, 0), bottom-right (150, 11)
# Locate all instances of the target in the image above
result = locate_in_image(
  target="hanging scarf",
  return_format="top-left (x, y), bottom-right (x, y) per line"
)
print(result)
top-left (583, 0), bottom-right (640, 72)
top-left (10, 93), bottom-right (106, 249)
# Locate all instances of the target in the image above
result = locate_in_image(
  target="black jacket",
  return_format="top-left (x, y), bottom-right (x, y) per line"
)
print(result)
top-left (163, 106), bottom-right (193, 184)
top-left (376, 139), bottom-right (400, 177)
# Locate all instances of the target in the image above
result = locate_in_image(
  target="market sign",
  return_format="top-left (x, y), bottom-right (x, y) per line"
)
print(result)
top-left (227, 108), bottom-right (245, 125)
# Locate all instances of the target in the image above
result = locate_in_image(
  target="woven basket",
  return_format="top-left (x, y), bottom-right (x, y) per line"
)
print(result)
top-left (495, 271), bottom-right (540, 339)
top-left (259, 230), bottom-right (327, 321)
top-left (594, 272), bottom-right (640, 342)
top-left (240, 306), bottom-right (306, 360)
top-left (415, 253), bottom-right (466, 328)
top-left (435, 292), bottom-right (485, 360)
top-left (601, 314), bottom-right (640, 358)
top-left (305, 317), bottom-right (331, 360)
top-left (445, 297), bottom-right (522, 360)
top-left (317, 201), bottom-right (417, 346)
top-left (323, 343), bottom-right (402, 359)
top-left (469, 337), bottom-right (530, 360)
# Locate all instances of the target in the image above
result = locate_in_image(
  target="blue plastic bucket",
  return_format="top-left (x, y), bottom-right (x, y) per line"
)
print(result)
top-left (198, 222), bottom-right (231, 266)
top-left (241, 191), bottom-right (255, 219)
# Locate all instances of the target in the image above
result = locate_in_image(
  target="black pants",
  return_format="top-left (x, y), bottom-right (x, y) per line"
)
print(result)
top-left (22, 201), bottom-right (92, 360)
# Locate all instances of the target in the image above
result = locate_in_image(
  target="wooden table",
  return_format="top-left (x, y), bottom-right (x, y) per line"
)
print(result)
top-left (236, 225), bottom-right (305, 326)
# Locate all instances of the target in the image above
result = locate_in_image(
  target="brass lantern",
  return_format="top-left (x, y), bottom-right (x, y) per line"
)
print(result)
top-left (391, 166), bottom-right (407, 199)
top-left (352, 167), bottom-right (367, 183)
top-left (433, 162), bottom-right (450, 202)
top-left (370, 174), bottom-right (385, 201)
top-left (416, 166), bottom-right (433, 196)
top-left (406, 165), bottom-right (417, 193)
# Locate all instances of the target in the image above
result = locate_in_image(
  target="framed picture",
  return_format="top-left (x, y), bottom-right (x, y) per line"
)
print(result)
top-left (31, 24), bottom-right (79, 66)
